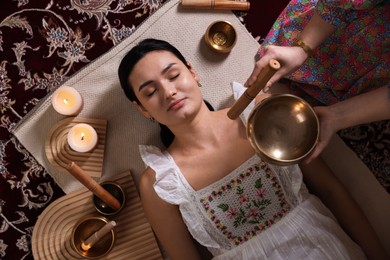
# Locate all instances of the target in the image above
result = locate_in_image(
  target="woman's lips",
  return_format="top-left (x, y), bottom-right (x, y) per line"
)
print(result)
top-left (168, 98), bottom-right (186, 111)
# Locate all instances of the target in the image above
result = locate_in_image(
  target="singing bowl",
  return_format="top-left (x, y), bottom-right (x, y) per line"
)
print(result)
top-left (247, 94), bottom-right (319, 165)
top-left (204, 20), bottom-right (237, 53)
top-left (93, 182), bottom-right (125, 216)
top-left (71, 215), bottom-right (116, 259)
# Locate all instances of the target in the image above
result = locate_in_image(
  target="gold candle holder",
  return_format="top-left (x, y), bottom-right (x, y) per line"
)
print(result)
top-left (81, 220), bottom-right (117, 251)
top-left (71, 215), bottom-right (116, 259)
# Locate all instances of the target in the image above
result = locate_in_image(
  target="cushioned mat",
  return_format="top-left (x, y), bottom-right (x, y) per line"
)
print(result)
top-left (12, 0), bottom-right (259, 194)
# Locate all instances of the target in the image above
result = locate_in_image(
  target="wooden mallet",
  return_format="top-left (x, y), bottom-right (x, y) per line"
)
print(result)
top-left (227, 59), bottom-right (280, 120)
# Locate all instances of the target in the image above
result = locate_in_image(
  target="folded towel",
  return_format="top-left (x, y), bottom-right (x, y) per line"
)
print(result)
top-left (11, 0), bottom-right (260, 194)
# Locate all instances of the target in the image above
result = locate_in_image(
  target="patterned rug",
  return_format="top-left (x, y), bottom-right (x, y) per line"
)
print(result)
top-left (0, 0), bottom-right (388, 259)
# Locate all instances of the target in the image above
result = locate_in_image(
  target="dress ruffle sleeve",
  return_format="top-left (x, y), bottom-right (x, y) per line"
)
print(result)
top-left (139, 145), bottom-right (187, 205)
top-left (139, 144), bottom-right (222, 249)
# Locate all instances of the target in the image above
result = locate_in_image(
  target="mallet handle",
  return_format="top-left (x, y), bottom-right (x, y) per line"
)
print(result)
top-left (181, 0), bottom-right (250, 11)
top-left (227, 59), bottom-right (280, 120)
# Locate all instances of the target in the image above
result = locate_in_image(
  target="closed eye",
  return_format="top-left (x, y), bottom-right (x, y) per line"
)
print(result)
top-left (170, 73), bottom-right (179, 80)
top-left (146, 89), bottom-right (156, 97)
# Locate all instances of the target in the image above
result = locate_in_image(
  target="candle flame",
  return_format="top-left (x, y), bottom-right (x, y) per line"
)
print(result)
top-left (81, 242), bottom-right (91, 251)
top-left (81, 132), bottom-right (85, 141)
top-left (63, 98), bottom-right (69, 105)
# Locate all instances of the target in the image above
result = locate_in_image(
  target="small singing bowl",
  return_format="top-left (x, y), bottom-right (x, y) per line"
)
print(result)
top-left (204, 20), bottom-right (237, 53)
top-left (247, 94), bottom-right (319, 165)
top-left (93, 182), bottom-right (125, 216)
top-left (71, 215), bottom-right (116, 259)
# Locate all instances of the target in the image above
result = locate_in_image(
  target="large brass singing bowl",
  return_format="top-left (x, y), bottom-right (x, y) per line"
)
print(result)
top-left (247, 94), bottom-right (319, 166)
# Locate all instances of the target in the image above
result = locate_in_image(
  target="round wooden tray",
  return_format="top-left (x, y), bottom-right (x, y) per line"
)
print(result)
top-left (31, 171), bottom-right (163, 259)
top-left (45, 117), bottom-right (107, 178)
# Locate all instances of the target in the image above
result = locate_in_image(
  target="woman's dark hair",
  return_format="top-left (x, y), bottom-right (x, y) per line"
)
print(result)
top-left (118, 38), bottom-right (190, 105)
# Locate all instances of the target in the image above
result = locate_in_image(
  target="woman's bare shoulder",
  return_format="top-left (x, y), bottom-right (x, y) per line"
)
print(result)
top-left (139, 167), bottom-right (156, 192)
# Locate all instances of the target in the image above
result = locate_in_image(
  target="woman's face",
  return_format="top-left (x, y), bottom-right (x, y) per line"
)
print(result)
top-left (129, 50), bottom-right (203, 126)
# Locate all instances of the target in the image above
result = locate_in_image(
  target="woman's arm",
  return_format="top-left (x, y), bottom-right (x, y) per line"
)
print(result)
top-left (322, 86), bottom-right (390, 129)
top-left (297, 12), bottom-right (335, 52)
top-left (244, 11), bottom-right (335, 90)
top-left (139, 167), bottom-right (202, 260)
top-left (305, 85), bottom-right (390, 163)
top-left (299, 158), bottom-right (389, 260)
top-left (245, 0), bottom-right (383, 90)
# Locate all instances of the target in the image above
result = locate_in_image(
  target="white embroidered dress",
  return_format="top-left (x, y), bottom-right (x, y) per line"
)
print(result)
top-left (139, 83), bottom-right (366, 260)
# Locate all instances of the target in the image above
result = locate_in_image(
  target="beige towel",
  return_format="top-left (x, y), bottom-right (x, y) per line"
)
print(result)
top-left (12, 0), bottom-right (260, 194)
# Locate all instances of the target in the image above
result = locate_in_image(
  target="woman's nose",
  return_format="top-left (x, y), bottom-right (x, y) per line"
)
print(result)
top-left (162, 83), bottom-right (177, 99)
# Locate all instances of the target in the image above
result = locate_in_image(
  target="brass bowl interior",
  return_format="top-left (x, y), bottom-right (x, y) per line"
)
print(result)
top-left (204, 20), bottom-right (237, 53)
top-left (93, 182), bottom-right (125, 216)
top-left (247, 94), bottom-right (319, 165)
top-left (71, 216), bottom-right (116, 259)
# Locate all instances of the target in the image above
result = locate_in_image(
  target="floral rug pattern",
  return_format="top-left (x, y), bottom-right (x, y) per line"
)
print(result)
top-left (0, 1), bottom-right (166, 259)
top-left (0, 0), bottom-right (388, 259)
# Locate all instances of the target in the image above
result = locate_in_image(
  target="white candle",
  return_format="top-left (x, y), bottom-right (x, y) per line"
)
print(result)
top-left (67, 123), bottom-right (98, 153)
top-left (52, 86), bottom-right (83, 116)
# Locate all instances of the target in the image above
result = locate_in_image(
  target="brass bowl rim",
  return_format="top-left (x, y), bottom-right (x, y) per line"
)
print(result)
top-left (246, 94), bottom-right (320, 165)
top-left (204, 20), bottom-right (237, 53)
top-left (71, 215), bottom-right (116, 259)
top-left (93, 181), bottom-right (126, 216)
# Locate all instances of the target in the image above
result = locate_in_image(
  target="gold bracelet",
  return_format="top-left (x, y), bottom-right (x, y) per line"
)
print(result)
top-left (292, 38), bottom-right (314, 57)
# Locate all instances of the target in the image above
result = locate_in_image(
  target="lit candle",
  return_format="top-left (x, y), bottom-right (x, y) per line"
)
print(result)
top-left (81, 220), bottom-right (117, 251)
top-left (52, 86), bottom-right (83, 116)
top-left (67, 123), bottom-right (98, 153)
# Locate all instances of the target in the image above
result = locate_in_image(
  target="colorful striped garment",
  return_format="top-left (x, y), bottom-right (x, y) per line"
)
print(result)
top-left (259, 0), bottom-right (390, 105)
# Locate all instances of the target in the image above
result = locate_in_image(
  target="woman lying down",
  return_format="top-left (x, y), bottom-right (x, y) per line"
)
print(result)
top-left (117, 38), bottom-right (388, 260)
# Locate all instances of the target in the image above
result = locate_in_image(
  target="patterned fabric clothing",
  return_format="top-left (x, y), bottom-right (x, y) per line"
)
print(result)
top-left (258, 0), bottom-right (390, 106)
top-left (139, 146), bottom-right (365, 259)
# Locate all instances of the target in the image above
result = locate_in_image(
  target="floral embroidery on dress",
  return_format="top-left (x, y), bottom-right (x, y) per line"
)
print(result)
top-left (200, 160), bottom-right (291, 246)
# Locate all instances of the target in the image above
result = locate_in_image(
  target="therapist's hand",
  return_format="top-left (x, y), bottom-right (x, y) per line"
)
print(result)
top-left (245, 45), bottom-right (308, 92)
top-left (254, 93), bottom-right (272, 104)
top-left (304, 106), bottom-right (341, 164)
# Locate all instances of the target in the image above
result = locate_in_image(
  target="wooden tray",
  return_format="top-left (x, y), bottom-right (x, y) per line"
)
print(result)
top-left (31, 171), bottom-right (163, 259)
top-left (45, 117), bottom-right (107, 178)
